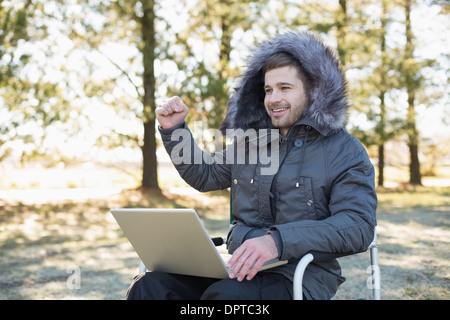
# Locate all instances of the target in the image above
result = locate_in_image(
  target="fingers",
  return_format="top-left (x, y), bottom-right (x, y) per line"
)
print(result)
top-left (155, 105), bottom-right (169, 117)
top-left (227, 247), bottom-right (254, 281)
top-left (246, 257), bottom-right (265, 281)
top-left (156, 96), bottom-right (186, 116)
top-left (226, 245), bottom-right (267, 281)
top-left (228, 250), bottom-right (265, 281)
top-left (155, 96), bottom-right (189, 129)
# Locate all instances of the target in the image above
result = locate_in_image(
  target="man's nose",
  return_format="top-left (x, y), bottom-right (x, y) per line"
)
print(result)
top-left (269, 89), bottom-right (282, 104)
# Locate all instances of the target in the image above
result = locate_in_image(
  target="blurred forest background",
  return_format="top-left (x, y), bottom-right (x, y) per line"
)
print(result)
top-left (0, 0), bottom-right (449, 300)
top-left (1, 0), bottom-right (449, 188)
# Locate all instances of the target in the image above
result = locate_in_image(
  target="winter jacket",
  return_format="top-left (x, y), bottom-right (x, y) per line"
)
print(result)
top-left (159, 32), bottom-right (377, 300)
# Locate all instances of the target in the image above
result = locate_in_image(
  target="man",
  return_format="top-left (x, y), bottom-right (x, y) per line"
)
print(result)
top-left (127, 32), bottom-right (377, 300)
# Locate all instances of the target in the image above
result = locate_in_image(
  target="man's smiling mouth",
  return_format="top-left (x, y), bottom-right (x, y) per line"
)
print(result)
top-left (271, 107), bottom-right (289, 114)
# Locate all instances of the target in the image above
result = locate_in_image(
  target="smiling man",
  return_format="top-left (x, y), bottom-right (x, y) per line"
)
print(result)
top-left (126, 32), bottom-right (377, 300)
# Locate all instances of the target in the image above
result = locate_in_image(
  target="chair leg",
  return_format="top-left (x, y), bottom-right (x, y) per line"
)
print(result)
top-left (369, 246), bottom-right (381, 300)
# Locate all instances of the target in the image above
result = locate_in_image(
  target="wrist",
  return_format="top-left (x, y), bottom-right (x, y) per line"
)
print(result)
top-left (266, 230), bottom-right (283, 259)
top-left (263, 234), bottom-right (279, 259)
top-left (158, 122), bottom-right (186, 134)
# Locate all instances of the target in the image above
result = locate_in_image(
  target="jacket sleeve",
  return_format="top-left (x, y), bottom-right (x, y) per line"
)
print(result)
top-left (159, 123), bottom-right (232, 192)
top-left (268, 136), bottom-right (377, 261)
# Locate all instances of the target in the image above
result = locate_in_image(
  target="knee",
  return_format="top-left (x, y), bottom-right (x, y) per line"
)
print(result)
top-left (126, 271), bottom-right (168, 300)
top-left (201, 279), bottom-right (244, 300)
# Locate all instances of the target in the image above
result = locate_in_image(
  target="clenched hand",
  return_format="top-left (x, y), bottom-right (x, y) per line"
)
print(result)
top-left (155, 96), bottom-right (189, 129)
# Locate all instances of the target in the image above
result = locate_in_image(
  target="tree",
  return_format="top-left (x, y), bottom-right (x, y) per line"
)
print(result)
top-left (0, 0), bottom-right (73, 164)
top-left (169, 0), bottom-right (269, 129)
top-left (375, 0), bottom-right (393, 186)
top-left (374, 0), bottom-right (389, 186)
top-left (336, 0), bottom-right (349, 67)
top-left (403, 0), bottom-right (422, 185)
top-left (67, 0), bottom-right (162, 189)
top-left (317, 0), bottom-right (399, 186)
top-left (140, 0), bottom-right (158, 189)
top-left (342, 0), bottom-right (444, 186)
top-left (0, 0), bottom-right (33, 161)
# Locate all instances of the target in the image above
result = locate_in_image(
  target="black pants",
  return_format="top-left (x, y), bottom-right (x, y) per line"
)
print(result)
top-left (126, 271), bottom-right (293, 300)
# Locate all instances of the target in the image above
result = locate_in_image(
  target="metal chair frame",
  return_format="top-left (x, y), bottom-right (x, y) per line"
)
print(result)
top-left (292, 228), bottom-right (380, 300)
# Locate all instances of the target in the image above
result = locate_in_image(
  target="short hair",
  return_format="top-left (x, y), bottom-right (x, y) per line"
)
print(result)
top-left (262, 52), bottom-right (314, 101)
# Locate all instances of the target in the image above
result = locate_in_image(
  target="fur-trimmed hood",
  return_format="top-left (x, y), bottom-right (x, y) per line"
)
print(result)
top-left (220, 32), bottom-right (348, 136)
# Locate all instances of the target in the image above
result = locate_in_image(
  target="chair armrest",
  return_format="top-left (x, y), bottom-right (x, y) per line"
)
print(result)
top-left (293, 251), bottom-right (355, 300)
top-left (293, 253), bottom-right (314, 300)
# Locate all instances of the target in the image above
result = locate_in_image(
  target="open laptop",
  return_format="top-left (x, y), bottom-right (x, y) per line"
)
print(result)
top-left (110, 208), bottom-right (286, 279)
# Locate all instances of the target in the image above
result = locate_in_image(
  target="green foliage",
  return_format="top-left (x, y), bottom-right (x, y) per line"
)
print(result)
top-left (0, 0), bottom-right (58, 161)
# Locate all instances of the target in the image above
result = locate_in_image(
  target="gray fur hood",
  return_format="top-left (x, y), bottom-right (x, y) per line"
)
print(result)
top-left (220, 32), bottom-right (348, 136)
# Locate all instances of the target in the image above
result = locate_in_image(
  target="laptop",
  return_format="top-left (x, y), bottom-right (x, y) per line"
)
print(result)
top-left (110, 208), bottom-right (286, 279)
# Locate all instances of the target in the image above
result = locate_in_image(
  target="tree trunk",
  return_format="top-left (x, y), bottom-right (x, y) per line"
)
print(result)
top-left (378, 144), bottom-right (384, 187)
top-left (404, 0), bottom-right (422, 185)
top-left (336, 0), bottom-right (348, 67)
top-left (377, 92), bottom-right (386, 186)
top-left (140, 0), bottom-right (159, 189)
top-left (409, 139), bottom-right (421, 185)
top-left (377, 0), bottom-right (387, 187)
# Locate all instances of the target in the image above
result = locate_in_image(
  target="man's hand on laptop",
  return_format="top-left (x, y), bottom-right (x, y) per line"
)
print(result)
top-left (227, 234), bottom-right (279, 281)
top-left (156, 96), bottom-right (189, 129)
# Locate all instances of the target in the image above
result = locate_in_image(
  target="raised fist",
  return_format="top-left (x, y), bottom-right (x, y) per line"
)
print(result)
top-left (155, 96), bottom-right (189, 129)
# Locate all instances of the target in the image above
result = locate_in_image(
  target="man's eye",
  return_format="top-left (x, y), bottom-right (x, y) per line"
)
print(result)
top-left (281, 86), bottom-right (290, 90)
top-left (265, 88), bottom-right (272, 93)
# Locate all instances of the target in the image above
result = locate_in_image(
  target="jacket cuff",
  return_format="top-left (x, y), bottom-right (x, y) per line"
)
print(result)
top-left (267, 229), bottom-right (283, 259)
top-left (243, 228), bottom-right (268, 240)
top-left (227, 223), bottom-right (254, 253)
top-left (158, 122), bottom-right (187, 136)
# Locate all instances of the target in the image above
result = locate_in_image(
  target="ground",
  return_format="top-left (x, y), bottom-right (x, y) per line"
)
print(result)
top-left (0, 162), bottom-right (449, 300)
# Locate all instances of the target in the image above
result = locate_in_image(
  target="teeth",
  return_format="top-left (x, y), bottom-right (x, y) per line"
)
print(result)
top-left (273, 107), bottom-right (287, 112)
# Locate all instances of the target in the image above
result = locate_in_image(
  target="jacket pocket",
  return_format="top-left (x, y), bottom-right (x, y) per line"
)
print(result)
top-left (297, 176), bottom-right (318, 220)
top-left (274, 176), bottom-right (318, 224)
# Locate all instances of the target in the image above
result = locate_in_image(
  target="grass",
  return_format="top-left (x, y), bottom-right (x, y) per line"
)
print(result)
top-left (0, 163), bottom-right (449, 300)
top-left (333, 186), bottom-right (449, 300)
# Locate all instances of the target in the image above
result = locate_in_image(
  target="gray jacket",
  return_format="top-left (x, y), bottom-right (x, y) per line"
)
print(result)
top-left (159, 32), bottom-right (377, 300)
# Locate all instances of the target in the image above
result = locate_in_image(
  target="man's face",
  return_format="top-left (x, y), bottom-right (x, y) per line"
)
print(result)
top-left (264, 66), bottom-right (309, 137)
